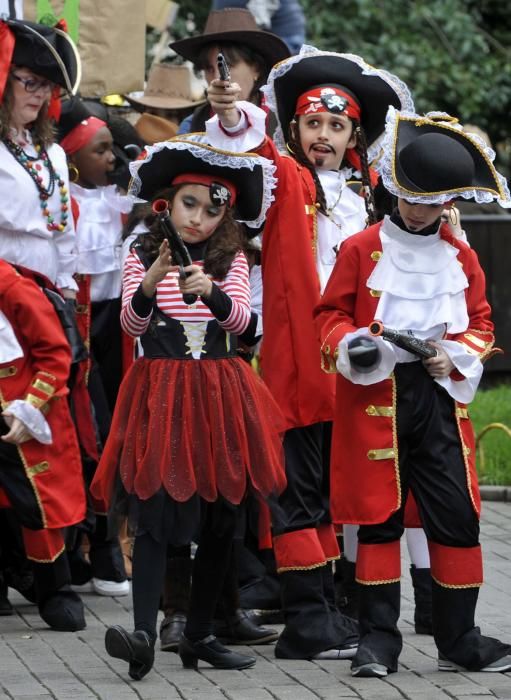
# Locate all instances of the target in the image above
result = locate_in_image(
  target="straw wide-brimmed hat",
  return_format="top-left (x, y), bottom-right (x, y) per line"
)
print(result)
top-left (134, 113), bottom-right (178, 144)
top-left (376, 107), bottom-right (511, 207)
top-left (125, 63), bottom-right (206, 112)
top-left (129, 138), bottom-right (277, 229)
top-left (5, 18), bottom-right (81, 93)
top-left (169, 8), bottom-right (290, 74)
top-left (263, 45), bottom-right (414, 161)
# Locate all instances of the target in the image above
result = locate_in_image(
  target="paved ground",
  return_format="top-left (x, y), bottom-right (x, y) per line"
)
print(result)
top-left (1, 501), bottom-right (510, 700)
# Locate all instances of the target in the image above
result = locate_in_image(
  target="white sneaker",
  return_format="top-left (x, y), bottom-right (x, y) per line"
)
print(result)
top-left (92, 578), bottom-right (130, 597)
top-left (313, 643), bottom-right (358, 660)
top-left (438, 654), bottom-right (511, 673)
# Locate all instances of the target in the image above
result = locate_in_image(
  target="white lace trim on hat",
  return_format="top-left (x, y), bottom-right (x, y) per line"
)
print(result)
top-left (261, 44), bottom-right (415, 161)
top-left (128, 138), bottom-right (277, 229)
top-left (376, 107), bottom-right (511, 207)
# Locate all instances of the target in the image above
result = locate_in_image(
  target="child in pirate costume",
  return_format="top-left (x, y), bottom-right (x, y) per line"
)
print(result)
top-left (90, 139), bottom-right (286, 679)
top-left (58, 96), bottom-right (131, 597)
top-left (206, 45), bottom-right (414, 660)
top-left (314, 108), bottom-right (511, 677)
top-left (0, 260), bottom-right (86, 631)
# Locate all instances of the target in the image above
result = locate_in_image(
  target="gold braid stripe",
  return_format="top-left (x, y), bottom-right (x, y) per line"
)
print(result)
top-left (356, 577), bottom-right (401, 586)
top-left (432, 575), bottom-right (482, 589)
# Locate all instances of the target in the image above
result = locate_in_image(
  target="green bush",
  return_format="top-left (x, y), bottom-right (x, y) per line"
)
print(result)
top-left (471, 383), bottom-right (511, 485)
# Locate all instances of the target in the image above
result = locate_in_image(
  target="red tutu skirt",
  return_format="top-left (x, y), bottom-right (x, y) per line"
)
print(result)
top-left (91, 357), bottom-right (286, 507)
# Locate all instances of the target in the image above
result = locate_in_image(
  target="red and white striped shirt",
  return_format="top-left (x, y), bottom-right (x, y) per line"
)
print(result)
top-left (121, 249), bottom-right (251, 338)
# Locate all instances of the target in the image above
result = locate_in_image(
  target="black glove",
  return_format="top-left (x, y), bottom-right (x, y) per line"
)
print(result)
top-left (347, 336), bottom-right (381, 371)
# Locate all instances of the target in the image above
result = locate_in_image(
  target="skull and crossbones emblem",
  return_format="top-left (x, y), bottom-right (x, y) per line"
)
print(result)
top-left (320, 94), bottom-right (348, 114)
top-left (210, 182), bottom-right (231, 206)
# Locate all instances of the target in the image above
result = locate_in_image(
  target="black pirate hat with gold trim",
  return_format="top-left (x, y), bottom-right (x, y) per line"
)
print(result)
top-left (376, 107), bottom-right (510, 207)
top-left (3, 19), bottom-right (81, 94)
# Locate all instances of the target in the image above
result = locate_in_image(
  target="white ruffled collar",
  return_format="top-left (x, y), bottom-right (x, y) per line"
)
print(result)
top-left (71, 183), bottom-right (133, 213)
top-left (368, 215), bottom-right (469, 333)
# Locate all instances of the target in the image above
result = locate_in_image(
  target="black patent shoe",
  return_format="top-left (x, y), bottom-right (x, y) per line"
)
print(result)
top-left (160, 612), bottom-right (187, 652)
top-left (214, 609), bottom-right (278, 645)
top-left (38, 588), bottom-right (86, 631)
top-left (105, 625), bottom-right (155, 680)
top-left (179, 634), bottom-right (256, 669)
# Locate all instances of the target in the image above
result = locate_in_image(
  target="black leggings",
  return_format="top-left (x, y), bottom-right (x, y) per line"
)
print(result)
top-left (132, 500), bottom-right (238, 641)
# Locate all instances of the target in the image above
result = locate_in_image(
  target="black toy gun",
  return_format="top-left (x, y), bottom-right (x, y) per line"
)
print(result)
top-left (369, 320), bottom-right (437, 359)
top-left (152, 199), bottom-right (197, 305)
top-left (217, 52), bottom-right (231, 83)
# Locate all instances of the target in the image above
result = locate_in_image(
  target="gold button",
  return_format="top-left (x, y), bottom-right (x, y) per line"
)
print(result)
top-left (371, 251), bottom-right (382, 261)
top-left (324, 344), bottom-right (330, 354)
top-left (366, 405), bottom-right (376, 415)
top-left (369, 289), bottom-right (382, 297)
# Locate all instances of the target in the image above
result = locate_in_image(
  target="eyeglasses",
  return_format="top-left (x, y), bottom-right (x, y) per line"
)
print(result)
top-left (11, 73), bottom-right (54, 94)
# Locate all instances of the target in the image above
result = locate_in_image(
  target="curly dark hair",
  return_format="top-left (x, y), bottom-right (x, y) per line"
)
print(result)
top-left (0, 72), bottom-right (55, 148)
top-left (287, 115), bottom-right (377, 226)
top-left (133, 185), bottom-right (246, 279)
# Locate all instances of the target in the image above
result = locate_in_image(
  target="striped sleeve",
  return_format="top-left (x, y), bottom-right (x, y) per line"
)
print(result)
top-left (217, 251), bottom-right (251, 334)
top-left (121, 250), bottom-right (153, 337)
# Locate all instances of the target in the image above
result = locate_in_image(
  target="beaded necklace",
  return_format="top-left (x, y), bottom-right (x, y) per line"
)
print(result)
top-left (3, 138), bottom-right (69, 232)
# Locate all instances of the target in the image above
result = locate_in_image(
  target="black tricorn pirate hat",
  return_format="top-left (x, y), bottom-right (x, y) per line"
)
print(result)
top-left (7, 18), bottom-right (80, 93)
top-left (262, 46), bottom-right (414, 158)
top-left (376, 108), bottom-right (510, 207)
top-left (128, 137), bottom-right (276, 229)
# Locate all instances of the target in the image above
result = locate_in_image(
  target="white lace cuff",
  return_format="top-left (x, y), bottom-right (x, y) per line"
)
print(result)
top-left (3, 400), bottom-right (53, 444)
top-left (434, 339), bottom-right (483, 403)
top-left (206, 100), bottom-right (266, 153)
top-left (336, 328), bottom-right (397, 385)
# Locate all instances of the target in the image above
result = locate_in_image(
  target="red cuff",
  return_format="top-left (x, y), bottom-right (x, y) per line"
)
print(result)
top-left (429, 542), bottom-right (483, 588)
top-left (356, 541), bottom-right (401, 584)
top-left (273, 528), bottom-right (326, 572)
top-left (317, 523), bottom-right (341, 561)
top-left (22, 527), bottom-right (65, 563)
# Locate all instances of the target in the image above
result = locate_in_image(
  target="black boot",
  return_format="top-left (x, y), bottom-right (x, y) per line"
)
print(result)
top-left (334, 558), bottom-right (359, 620)
top-left (214, 558), bottom-right (278, 645)
top-left (351, 581), bottom-right (402, 677)
top-left (105, 625), bottom-right (155, 680)
top-left (432, 582), bottom-right (511, 671)
top-left (179, 634), bottom-right (256, 669)
top-left (33, 552), bottom-right (86, 631)
top-left (214, 608), bottom-right (279, 645)
top-left (410, 565), bottom-right (433, 635)
top-left (159, 550), bottom-right (192, 652)
top-left (275, 565), bottom-right (358, 659)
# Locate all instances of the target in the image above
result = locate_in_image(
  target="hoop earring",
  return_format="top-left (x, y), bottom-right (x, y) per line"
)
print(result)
top-left (285, 142), bottom-right (295, 156)
top-left (68, 164), bottom-right (80, 183)
top-left (449, 206), bottom-right (459, 226)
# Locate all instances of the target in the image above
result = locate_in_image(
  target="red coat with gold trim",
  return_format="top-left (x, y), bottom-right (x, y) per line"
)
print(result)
top-left (257, 136), bottom-right (337, 430)
top-left (0, 260), bottom-right (85, 529)
top-left (314, 221), bottom-right (494, 525)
